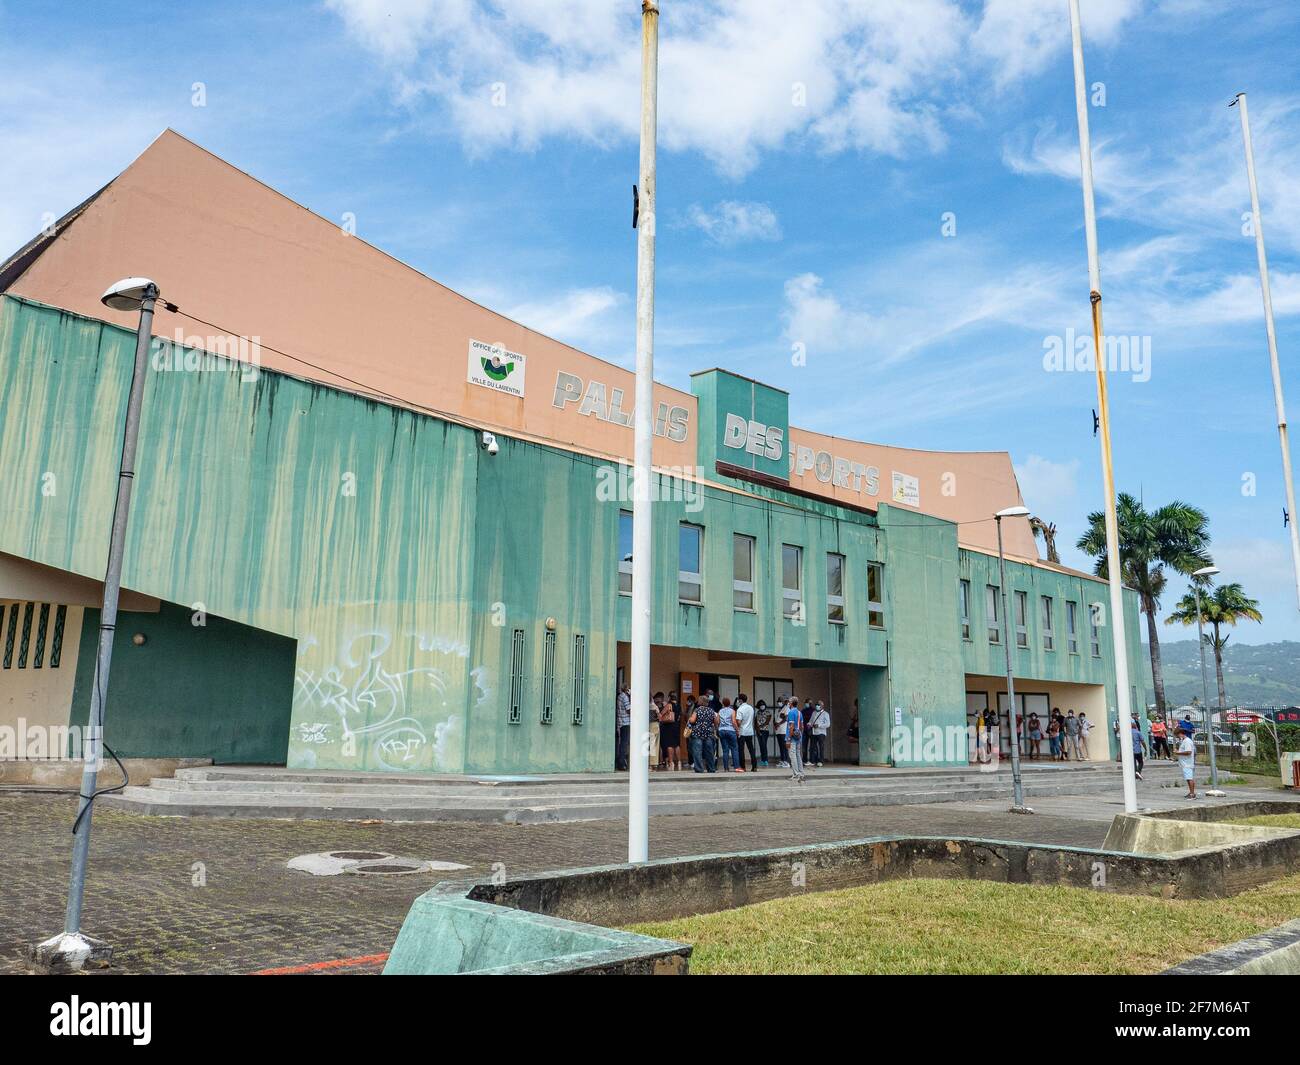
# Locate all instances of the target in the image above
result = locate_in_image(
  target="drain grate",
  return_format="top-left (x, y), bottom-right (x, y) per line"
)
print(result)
top-left (328, 851), bottom-right (390, 861)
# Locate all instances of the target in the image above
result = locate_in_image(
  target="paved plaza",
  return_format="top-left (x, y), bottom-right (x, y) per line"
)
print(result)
top-left (4, 769), bottom-right (1289, 975)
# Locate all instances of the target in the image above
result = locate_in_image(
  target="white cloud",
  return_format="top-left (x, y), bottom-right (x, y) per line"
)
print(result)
top-left (503, 285), bottom-right (627, 353)
top-left (1161, 538), bottom-right (1298, 644)
top-left (324, 0), bottom-right (1004, 176)
top-left (1002, 97), bottom-right (1300, 255)
top-left (779, 243), bottom-right (1076, 365)
top-left (685, 200), bottom-right (781, 245)
top-left (0, 55), bottom-right (167, 261)
top-left (973, 0), bottom-right (1142, 88)
top-left (1014, 454), bottom-right (1082, 519)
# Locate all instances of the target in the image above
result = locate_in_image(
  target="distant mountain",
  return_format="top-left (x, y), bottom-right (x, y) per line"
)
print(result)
top-left (1151, 640), bottom-right (1300, 708)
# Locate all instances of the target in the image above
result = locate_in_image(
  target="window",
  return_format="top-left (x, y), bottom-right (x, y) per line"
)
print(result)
top-left (782, 544), bottom-right (803, 619)
top-left (1089, 602), bottom-right (1102, 657)
top-left (508, 629), bottom-right (525, 724)
top-left (733, 534), bottom-right (756, 610)
top-left (618, 510), bottom-right (633, 595)
top-left (571, 634), bottom-right (586, 725)
top-left (1066, 600), bottom-right (1079, 654)
top-left (678, 523), bottom-right (703, 604)
top-left (1041, 596), bottom-right (1055, 652)
top-left (959, 579), bottom-right (972, 640)
top-left (827, 553), bottom-right (845, 623)
top-left (0, 602), bottom-right (55, 670)
top-left (986, 585), bottom-right (1001, 643)
top-left (540, 629), bottom-right (556, 724)
top-left (867, 563), bottom-right (885, 627)
top-left (1014, 590), bottom-right (1028, 648)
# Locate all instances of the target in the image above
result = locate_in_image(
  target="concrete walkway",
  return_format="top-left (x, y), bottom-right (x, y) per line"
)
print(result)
top-left (3, 773), bottom-right (1293, 975)
top-left (99, 759), bottom-right (1182, 822)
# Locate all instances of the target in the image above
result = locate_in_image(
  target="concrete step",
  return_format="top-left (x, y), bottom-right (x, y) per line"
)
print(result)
top-left (168, 761), bottom-right (1135, 787)
top-left (141, 769), bottom-right (1127, 796)
top-left (99, 763), bottom-right (1166, 823)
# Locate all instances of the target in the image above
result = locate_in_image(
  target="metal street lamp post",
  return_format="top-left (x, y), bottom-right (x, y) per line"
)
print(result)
top-left (32, 277), bottom-right (159, 972)
top-left (995, 506), bottom-right (1032, 814)
top-left (1192, 565), bottom-right (1221, 788)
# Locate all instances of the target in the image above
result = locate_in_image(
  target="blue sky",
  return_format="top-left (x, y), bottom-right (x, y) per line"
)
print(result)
top-left (3, 0), bottom-right (1299, 643)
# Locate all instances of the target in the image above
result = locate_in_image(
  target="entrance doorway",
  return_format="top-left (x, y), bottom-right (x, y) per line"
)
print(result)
top-left (698, 672), bottom-right (740, 706)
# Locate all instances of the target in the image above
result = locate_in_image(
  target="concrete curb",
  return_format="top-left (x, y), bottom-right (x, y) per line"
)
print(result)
top-left (1164, 919), bottom-right (1300, 975)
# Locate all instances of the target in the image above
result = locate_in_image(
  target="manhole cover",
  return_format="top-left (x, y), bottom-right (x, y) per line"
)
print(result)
top-left (289, 851), bottom-right (467, 877)
top-left (347, 861), bottom-right (426, 876)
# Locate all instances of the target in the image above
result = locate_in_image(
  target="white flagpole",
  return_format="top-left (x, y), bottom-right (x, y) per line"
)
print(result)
top-left (1231, 92), bottom-right (1300, 612)
top-left (629, 0), bottom-right (659, 863)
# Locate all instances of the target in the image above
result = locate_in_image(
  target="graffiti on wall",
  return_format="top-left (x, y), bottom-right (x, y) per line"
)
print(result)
top-left (292, 628), bottom-right (474, 771)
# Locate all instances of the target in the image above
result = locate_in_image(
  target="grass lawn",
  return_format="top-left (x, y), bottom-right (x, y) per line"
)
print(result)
top-left (627, 874), bottom-right (1300, 974)
top-left (1229, 813), bottom-right (1300, 830)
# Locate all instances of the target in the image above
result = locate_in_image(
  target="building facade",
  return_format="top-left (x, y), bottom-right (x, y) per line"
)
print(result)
top-left (0, 132), bottom-right (1148, 774)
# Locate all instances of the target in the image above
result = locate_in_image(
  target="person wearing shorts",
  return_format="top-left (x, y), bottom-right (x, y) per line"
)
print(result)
top-left (1176, 724), bottom-right (1197, 799)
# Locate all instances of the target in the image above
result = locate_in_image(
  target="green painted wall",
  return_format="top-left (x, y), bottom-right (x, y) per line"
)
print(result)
top-left (0, 295), bottom-right (1151, 775)
top-left (873, 506), bottom-right (968, 765)
top-left (0, 296), bottom-right (477, 774)
top-left (69, 601), bottom-right (295, 762)
top-left (691, 368), bottom-right (789, 481)
top-left (612, 475), bottom-right (889, 667)
top-left (464, 443), bottom-right (616, 774)
top-left (957, 547), bottom-right (1149, 724)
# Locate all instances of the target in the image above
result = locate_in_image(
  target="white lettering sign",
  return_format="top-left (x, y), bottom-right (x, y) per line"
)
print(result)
top-left (722, 413), bottom-right (783, 461)
top-left (789, 445), bottom-right (880, 496)
top-left (552, 371), bottom-right (689, 441)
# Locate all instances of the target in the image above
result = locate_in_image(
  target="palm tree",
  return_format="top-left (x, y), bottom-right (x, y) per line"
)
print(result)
top-left (1029, 516), bottom-right (1060, 563)
top-left (1165, 582), bottom-right (1263, 710)
top-left (1076, 494), bottom-right (1211, 718)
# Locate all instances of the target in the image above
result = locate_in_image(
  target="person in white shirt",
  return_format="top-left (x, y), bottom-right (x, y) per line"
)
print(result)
top-left (809, 702), bottom-right (830, 766)
top-left (1176, 723), bottom-right (1198, 799)
top-left (734, 695), bottom-right (757, 773)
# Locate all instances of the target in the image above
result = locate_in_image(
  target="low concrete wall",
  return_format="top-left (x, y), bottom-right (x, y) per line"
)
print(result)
top-left (0, 757), bottom-right (211, 788)
top-left (1165, 919), bottom-right (1300, 975)
top-left (384, 885), bottom-right (689, 975)
top-left (471, 831), bottom-right (1300, 927)
top-left (386, 817), bottom-right (1300, 974)
top-left (1102, 801), bottom-right (1300, 896)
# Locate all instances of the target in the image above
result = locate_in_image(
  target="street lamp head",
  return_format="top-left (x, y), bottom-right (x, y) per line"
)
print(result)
top-left (100, 277), bottom-right (159, 311)
top-left (994, 506), bottom-right (1031, 520)
top-left (1193, 565), bottom-right (1220, 578)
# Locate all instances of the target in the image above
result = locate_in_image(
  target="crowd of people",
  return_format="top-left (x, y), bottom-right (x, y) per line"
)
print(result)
top-left (614, 685), bottom-right (841, 783)
top-left (971, 706), bottom-right (1095, 763)
top-left (615, 690), bottom-right (1203, 799)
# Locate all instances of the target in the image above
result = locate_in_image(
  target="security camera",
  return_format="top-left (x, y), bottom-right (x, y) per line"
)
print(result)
top-left (480, 431), bottom-right (499, 456)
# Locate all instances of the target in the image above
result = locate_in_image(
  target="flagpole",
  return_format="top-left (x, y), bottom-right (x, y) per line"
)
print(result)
top-left (1230, 92), bottom-right (1300, 612)
top-left (1068, 0), bottom-right (1138, 813)
top-left (628, 0), bottom-right (659, 863)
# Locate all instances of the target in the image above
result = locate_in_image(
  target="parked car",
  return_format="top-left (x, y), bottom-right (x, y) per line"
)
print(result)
top-left (1192, 729), bottom-right (1238, 750)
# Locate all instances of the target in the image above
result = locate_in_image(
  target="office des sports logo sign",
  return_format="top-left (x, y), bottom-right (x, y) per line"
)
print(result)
top-left (467, 339), bottom-right (526, 398)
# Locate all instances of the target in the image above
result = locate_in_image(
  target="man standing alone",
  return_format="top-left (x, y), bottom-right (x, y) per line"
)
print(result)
top-left (735, 693), bottom-right (758, 773)
top-left (785, 698), bottom-right (806, 783)
top-left (615, 683), bottom-right (631, 771)
top-left (809, 702), bottom-right (830, 767)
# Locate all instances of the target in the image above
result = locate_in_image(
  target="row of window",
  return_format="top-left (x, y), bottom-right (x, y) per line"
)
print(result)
top-left (1, 602), bottom-right (68, 670)
top-left (958, 579), bottom-right (1101, 657)
top-left (618, 513), bottom-right (885, 627)
top-left (507, 629), bottom-right (587, 726)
